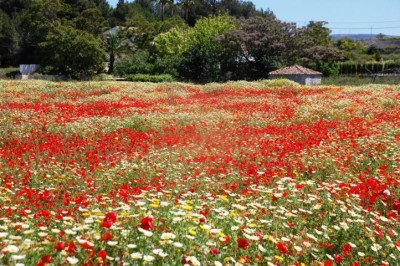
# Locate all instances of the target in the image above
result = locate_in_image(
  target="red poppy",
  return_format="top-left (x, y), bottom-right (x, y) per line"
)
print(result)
top-left (351, 262), bottom-right (361, 266)
top-left (334, 254), bottom-right (343, 264)
top-left (105, 212), bottom-right (117, 223)
top-left (41, 255), bottom-right (52, 263)
top-left (97, 250), bottom-right (107, 259)
top-left (237, 238), bottom-right (249, 250)
top-left (324, 260), bottom-right (333, 266)
top-left (101, 220), bottom-right (113, 228)
top-left (102, 232), bottom-right (112, 241)
top-left (222, 236), bottom-right (231, 244)
top-left (276, 242), bottom-right (289, 254)
top-left (54, 241), bottom-right (65, 251)
top-left (65, 242), bottom-right (77, 256)
top-left (140, 216), bottom-right (154, 231)
top-left (342, 243), bottom-right (352, 256)
top-left (81, 242), bottom-right (93, 250)
top-left (210, 248), bottom-right (220, 255)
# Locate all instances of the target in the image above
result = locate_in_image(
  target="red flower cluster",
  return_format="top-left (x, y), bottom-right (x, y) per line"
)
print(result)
top-left (140, 216), bottom-right (154, 231)
top-left (276, 242), bottom-right (289, 254)
top-left (237, 238), bottom-right (249, 250)
top-left (101, 212), bottom-right (117, 228)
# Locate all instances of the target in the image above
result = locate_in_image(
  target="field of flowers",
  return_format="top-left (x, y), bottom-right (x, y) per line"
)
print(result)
top-left (0, 80), bottom-right (399, 266)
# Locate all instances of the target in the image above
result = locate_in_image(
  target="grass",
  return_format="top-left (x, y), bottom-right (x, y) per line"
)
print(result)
top-left (322, 75), bottom-right (400, 86)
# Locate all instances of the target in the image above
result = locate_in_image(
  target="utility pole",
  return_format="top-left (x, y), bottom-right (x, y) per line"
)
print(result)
top-left (370, 26), bottom-right (373, 40)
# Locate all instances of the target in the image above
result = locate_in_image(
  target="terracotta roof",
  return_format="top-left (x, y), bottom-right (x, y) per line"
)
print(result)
top-left (269, 65), bottom-right (322, 75)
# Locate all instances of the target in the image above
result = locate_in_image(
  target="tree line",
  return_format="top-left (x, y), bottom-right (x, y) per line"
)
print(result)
top-left (0, 0), bottom-right (371, 82)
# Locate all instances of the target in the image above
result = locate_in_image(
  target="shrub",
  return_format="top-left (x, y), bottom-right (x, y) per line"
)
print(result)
top-left (258, 78), bottom-right (300, 87)
top-left (0, 67), bottom-right (19, 79)
top-left (114, 50), bottom-right (153, 76)
top-left (123, 74), bottom-right (174, 82)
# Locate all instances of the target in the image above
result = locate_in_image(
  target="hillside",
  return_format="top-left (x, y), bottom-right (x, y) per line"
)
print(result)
top-left (331, 34), bottom-right (400, 40)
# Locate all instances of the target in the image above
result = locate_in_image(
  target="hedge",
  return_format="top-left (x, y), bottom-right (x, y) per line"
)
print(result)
top-left (123, 74), bottom-right (175, 83)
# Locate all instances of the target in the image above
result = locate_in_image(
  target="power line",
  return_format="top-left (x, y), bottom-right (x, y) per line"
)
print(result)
top-left (329, 26), bottom-right (400, 30)
top-left (288, 20), bottom-right (400, 26)
top-left (327, 20), bottom-right (400, 25)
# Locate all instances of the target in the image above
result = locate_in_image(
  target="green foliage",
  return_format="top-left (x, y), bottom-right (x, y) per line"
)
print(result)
top-left (315, 61), bottom-right (339, 76)
top-left (0, 10), bottom-right (19, 66)
top-left (336, 38), bottom-right (366, 53)
top-left (155, 14), bottom-right (234, 58)
top-left (174, 15), bottom-right (235, 82)
top-left (39, 25), bottom-right (105, 79)
top-left (126, 16), bottom-right (187, 51)
top-left (103, 29), bottom-right (132, 74)
top-left (190, 15), bottom-right (235, 52)
top-left (73, 8), bottom-right (109, 36)
top-left (114, 50), bottom-right (153, 76)
top-left (18, 0), bottom-right (68, 63)
top-left (123, 73), bottom-right (174, 82)
top-left (0, 67), bottom-right (19, 79)
top-left (304, 21), bottom-right (332, 46)
top-left (220, 15), bottom-right (301, 79)
top-left (336, 38), bottom-right (367, 61)
top-left (258, 78), bottom-right (300, 87)
top-left (154, 27), bottom-right (192, 56)
top-left (322, 75), bottom-right (400, 86)
top-left (338, 61), bottom-right (400, 75)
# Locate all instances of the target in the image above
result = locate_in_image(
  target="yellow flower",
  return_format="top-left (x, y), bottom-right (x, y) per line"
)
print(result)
top-left (274, 255), bottom-right (284, 261)
top-left (183, 205), bottom-right (193, 211)
top-left (219, 195), bottom-right (228, 202)
top-left (218, 232), bottom-right (226, 238)
top-left (188, 229), bottom-right (197, 236)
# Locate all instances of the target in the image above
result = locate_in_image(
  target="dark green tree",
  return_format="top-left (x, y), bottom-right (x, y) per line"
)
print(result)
top-left (39, 25), bottom-right (105, 78)
top-left (0, 0), bottom-right (32, 15)
top-left (18, 0), bottom-right (67, 63)
top-left (73, 8), bottom-right (108, 36)
top-left (0, 10), bottom-right (19, 66)
top-left (177, 15), bottom-right (235, 82)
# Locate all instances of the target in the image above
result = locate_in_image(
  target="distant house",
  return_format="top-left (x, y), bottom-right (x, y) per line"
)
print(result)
top-left (269, 65), bottom-right (322, 85)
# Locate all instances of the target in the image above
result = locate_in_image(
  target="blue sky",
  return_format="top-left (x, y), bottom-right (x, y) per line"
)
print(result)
top-left (108, 0), bottom-right (400, 36)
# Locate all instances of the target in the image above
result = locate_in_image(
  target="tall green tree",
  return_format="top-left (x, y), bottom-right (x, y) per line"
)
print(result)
top-left (103, 29), bottom-right (129, 74)
top-left (176, 15), bottom-right (235, 82)
top-left (39, 25), bottom-right (105, 78)
top-left (19, 0), bottom-right (67, 63)
top-left (220, 15), bottom-right (298, 79)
